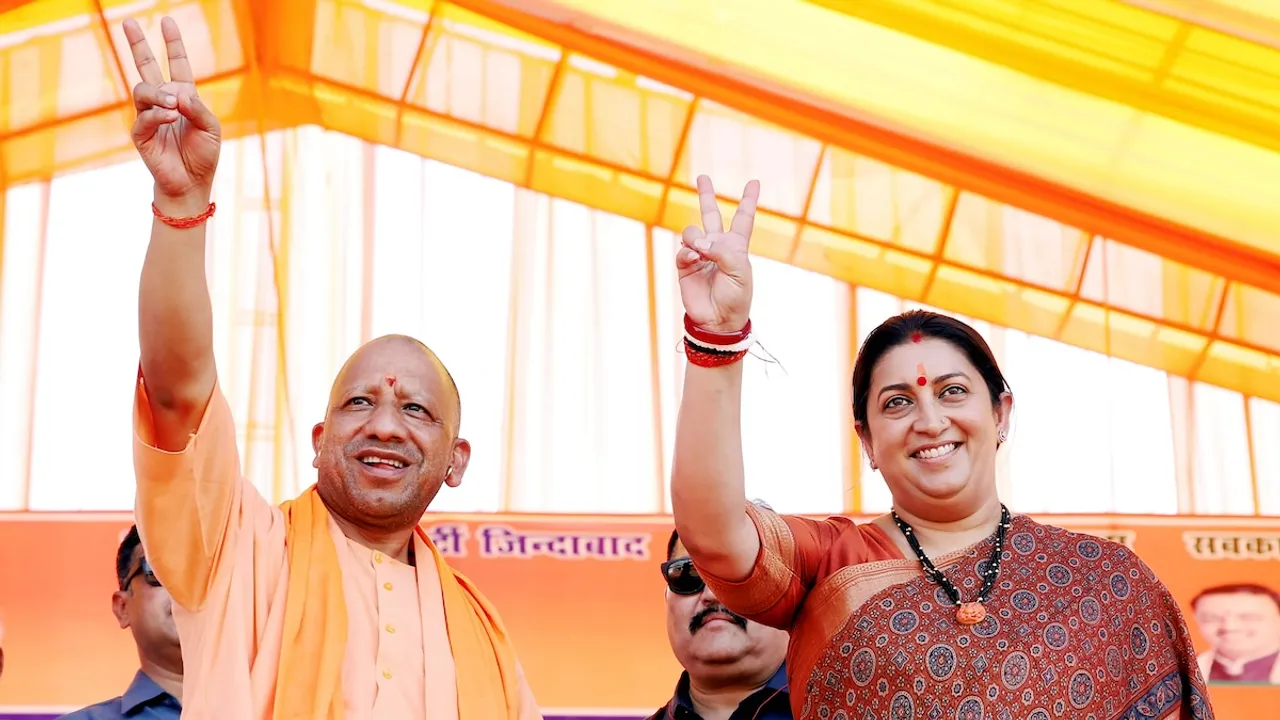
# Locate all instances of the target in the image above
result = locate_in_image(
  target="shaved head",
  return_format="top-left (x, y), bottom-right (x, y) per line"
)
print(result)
top-left (312, 334), bottom-right (471, 532)
top-left (328, 335), bottom-right (462, 433)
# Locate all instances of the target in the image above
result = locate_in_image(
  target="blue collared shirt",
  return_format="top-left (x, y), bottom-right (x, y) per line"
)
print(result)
top-left (647, 662), bottom-right (791, 720)
top-left (58, 670), bottom-right (181, 719)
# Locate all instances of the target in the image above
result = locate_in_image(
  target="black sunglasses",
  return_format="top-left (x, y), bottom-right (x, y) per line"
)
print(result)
top-left (122, 556), bottom-right (163, 591)
top-left (660, 557), bottom-right (706, 595)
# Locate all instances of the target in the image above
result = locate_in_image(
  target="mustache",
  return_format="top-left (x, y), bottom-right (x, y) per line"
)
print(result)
top-left (689, 604), bottom-right (748, 634)
top-left (345, 440), bottom-right (422, 464)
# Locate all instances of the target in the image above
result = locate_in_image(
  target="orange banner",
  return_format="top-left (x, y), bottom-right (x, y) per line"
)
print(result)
top-left (0, 512), bottom-right (1276, 717)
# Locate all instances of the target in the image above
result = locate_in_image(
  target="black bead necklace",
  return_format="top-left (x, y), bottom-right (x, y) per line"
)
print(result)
top-left (891, 504), bottom-right (1011, 625)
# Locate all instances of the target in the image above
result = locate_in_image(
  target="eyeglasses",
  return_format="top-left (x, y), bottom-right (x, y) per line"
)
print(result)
top-left (122, 556), bottom-right (163, 591)
top-left (660, 557), bottom-right (706, 595)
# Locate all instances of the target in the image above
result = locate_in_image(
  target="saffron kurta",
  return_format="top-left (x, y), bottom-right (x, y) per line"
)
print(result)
top-left (132, 377), bottom-right (541, 719)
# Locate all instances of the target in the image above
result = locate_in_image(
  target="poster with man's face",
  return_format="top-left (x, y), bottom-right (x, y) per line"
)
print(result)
top-left (1191, 584), bottom-right (1280, 685)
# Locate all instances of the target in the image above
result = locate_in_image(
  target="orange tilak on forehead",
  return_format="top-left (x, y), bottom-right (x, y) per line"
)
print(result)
top-left (916, 362), bottom-right (928, 387)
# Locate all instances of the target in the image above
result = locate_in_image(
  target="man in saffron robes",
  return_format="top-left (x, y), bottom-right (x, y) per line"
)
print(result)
top-left (122, 15), bottom-right (540, 720)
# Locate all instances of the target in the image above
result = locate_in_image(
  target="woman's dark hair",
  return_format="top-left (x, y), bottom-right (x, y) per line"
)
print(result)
top-left (851, 310), bottom-right (1010, 427)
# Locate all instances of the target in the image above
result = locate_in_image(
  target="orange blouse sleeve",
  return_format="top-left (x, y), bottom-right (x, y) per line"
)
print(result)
top-left (698, 502), bottom-right (871, 631)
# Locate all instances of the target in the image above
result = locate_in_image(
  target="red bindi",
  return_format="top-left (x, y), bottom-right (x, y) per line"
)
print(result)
top-left (916, 362), bottom-right (928, 386)
top-left (385, 375), bottom-right (396, 388)
top-left (910, 331), bottom-right (923, 344)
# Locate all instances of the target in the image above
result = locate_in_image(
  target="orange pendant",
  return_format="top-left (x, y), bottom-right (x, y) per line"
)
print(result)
top-left (956, 602), bottom-right (986, 625)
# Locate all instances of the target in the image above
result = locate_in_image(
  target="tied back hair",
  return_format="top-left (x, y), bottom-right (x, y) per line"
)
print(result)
top-left (850, 310), bottom-right (1011, 428)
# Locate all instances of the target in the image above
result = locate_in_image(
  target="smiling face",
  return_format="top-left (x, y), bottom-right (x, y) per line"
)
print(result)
top-left (857, 337), bottom-right (1011, 523)
top-left (312, 335), bottom-right (470, 532)
top-left (1194, 590), bottom-right (1280, 662)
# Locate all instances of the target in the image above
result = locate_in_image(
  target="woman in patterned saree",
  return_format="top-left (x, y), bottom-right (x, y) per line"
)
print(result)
top-left (670, 175), bottom-right (1213, 719)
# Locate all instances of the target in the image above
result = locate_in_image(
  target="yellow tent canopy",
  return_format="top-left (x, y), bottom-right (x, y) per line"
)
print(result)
top-left (3, 0), bottom-right (1279, 401)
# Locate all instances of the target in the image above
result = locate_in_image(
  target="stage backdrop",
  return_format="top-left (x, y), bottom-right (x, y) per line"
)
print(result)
top-left (0, 512), bottom-right (1277, 718)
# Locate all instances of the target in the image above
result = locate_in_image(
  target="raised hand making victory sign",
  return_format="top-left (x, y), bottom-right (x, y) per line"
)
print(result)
top-left (123, 17), bottom-right (221, 217)
top-left (676, 175), bottom-right (760, 336)
top-left (668, 170), bottom-right (1212, 720)
top-left (122, 16), bottom-right (543, 719)
top-left (668, 173), bottom-right (763, 602)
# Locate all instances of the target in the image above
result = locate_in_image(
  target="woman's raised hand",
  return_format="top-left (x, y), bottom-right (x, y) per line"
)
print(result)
top-left (675, 175), bottom-right (759, 334)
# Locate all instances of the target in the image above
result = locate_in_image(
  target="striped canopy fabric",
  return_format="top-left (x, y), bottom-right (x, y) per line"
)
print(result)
top-left (2, 0), bottom-right (1279, 403)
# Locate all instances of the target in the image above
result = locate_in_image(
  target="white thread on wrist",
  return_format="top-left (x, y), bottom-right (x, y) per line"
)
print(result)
top-left (684, 331), bottom-right (756, 354)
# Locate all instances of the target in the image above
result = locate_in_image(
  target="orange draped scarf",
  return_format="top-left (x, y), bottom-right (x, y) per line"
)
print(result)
top-left (273, 486), bottom-right (522, 719)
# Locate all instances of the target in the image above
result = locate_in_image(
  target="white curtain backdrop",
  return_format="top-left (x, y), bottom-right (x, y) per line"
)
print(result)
top-left (0, 128), bottom-right (1275, 517)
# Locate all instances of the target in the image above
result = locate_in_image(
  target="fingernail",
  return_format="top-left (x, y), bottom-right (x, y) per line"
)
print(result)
top-left (694, 239), bottom-right (710, 252)
top-left (162, 95), bottom-right (177, 107)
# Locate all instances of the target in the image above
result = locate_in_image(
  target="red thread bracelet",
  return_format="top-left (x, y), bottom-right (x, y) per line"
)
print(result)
top-left (152, 201), bottom-right (216, 229)
top-left (685, 341), bottom-right (749, 368)
top-left (683, 314), bottom-right (751, 347)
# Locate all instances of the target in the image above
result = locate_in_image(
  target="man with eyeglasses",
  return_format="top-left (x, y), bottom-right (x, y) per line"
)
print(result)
top-left (60, 525), bottom-right (182, 719)
top-left (647, 517), bottom-right (791, 720)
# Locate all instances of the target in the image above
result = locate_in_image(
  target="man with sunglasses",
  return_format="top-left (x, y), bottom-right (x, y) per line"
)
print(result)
top-left (60, 526), bottom-right (182, 719)
top-left (648, 520), bottom-right (791, 720)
